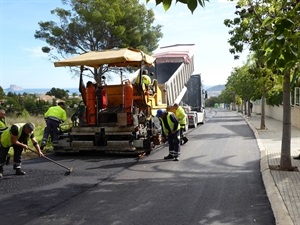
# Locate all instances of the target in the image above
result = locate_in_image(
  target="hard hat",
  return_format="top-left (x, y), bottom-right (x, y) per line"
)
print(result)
top-left (156, 109), bottom-right (165, 117)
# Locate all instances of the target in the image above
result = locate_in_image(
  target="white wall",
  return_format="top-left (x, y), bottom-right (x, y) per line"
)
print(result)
top-left (252, 102), bottom-right (300, 129)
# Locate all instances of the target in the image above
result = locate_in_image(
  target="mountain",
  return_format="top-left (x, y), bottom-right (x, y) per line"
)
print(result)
top-left (5, 84), bottom-right (23, 91)
top-left (206, 84), bottom-right (225, 97)
top-left (206, 84), bottom-right (225, 92)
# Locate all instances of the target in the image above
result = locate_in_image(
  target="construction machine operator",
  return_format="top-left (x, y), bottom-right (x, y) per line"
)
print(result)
top-left (136, 69), bottom-right (152, 91)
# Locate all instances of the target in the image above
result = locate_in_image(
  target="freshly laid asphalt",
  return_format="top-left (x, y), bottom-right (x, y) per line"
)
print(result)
top-left (243, 112), bottom-right (300, 225)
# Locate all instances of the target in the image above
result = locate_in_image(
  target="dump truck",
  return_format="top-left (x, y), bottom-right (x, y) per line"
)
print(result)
top-left (149, 45), bottom-right (206, 129)
top-left (182, 74), bottom-right (207, 128)
top-left (53, 44), bottom-right (197, 155)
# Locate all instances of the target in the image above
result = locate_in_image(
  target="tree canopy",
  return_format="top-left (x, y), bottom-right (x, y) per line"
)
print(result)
top-left (173, 0), bottom-right (298, 170)
top-left (35, 0), bottom-right (163, 59)
top-left (0, 86), bottom-right (5, 99)
top-left (146, 0), bottom-right (208, 13)
top-left (46, 87), bottom-right (70, 99)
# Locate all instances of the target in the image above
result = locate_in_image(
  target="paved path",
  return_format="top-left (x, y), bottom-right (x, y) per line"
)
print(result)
top-left (243, 112), bottom-right (300, 225)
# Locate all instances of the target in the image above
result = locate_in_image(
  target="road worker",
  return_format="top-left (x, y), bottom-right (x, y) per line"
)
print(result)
top-left (156, 109), bottom-right (181, 161)
top-left (136, 69), bottom-right (152, 92)
top-left (0, 123), bottom-right (44, 178)
top-left (0, 109), bottom-right (8, 138)
top-left (41, 102), bottom-right (67, 150)
top-left (0, 109), bottom-right (11, 165)
top-left (0, 109), bottom-right (8, 160)
top-left (173, 103), bottom-right (189, 145)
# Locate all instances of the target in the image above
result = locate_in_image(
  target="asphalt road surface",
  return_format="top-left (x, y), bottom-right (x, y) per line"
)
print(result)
top-left (0, 109), bottom-right (275, 225)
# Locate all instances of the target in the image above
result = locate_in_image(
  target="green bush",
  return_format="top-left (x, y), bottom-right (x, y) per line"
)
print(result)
top-left (267, 91), bottom-right (283, 106)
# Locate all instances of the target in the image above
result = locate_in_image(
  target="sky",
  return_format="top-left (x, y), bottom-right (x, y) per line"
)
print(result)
top-left (0, 0), bottom-right (249, 90)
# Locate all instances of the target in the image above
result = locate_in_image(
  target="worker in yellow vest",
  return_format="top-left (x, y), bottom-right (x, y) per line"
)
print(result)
top-left (136, 69), bottom-right (152, 91)
top-left (41, 102), bottom-right (67, 150)
top-left (0, 123), bottom-right (44, 178)
top-left (174, 103), bottom-right (189, 145)
top-left (0, 109), bottom-right (11, 166)
top-left (156, 109), bottom-right (181, 161)
top-left (0, 109), bottom-right (8, 137)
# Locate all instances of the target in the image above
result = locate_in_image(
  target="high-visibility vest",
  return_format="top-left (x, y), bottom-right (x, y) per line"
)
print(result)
top-left (1, 123), bottom-right (32, 148)
top-left (159, 112), bottom-right (180, 136)
top-left (175, 106), bottom-right (187, 125)
top-left (0, 118), bottom-right (7, 134)
top-left (44, 105), bottom-right (66, 122)
top-left (136, 75), bottom-right (151, 86)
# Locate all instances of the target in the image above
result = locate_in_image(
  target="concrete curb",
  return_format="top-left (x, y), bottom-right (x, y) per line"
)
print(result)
top-left (244, 115), bottom-right (294, 225)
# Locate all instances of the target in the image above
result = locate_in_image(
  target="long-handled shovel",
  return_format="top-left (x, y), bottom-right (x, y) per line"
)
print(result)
top-left (28, 148), bottom-right (73, 175)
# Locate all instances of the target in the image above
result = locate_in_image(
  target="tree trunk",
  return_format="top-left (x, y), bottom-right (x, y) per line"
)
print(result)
top-left (280, 70), bottom-right (292, 170)
top-left (232, 102), bottom-right (236, 111)
top-left (260, 95), bottom-right (266, 130)
top-left (247, 100), bottom-right (251, 117)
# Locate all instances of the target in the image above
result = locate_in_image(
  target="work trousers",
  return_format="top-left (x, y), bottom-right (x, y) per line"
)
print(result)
top-left (0, 144), bottom-right (23, 168)
top-left (180, 124), bottom-right (186, 138)
top-left (179, 124), bottom-right (188, 144)
top-left (42, 119), bottom-right (60, 145)
top-left (168, 130), bottom-right (180, 157)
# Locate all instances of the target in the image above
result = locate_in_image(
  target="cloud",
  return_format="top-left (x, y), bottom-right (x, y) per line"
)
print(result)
top-left (22, 46), bottom-right (47, 58)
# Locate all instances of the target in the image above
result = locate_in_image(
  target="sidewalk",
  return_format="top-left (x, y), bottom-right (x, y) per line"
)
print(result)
top-left (244, 113), bottom-right (300, 225)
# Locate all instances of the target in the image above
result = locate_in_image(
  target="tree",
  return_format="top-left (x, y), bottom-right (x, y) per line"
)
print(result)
top-left (225, 66), bottom-right (253, 114)
top-left (35, 0), bottom-right (163, 58)
top-left (46, 88), bottom-right (69, 100)
top-left (4, 97), bottom-right (23, 115)
top-left (224, 0), bottom-right (300, 170)
top-left (36, 0), bottom-right (163, 84)
top-left (157, 0), bottom-right (299, 169)
top-left (218, 88), bottom-right (235, 107)
top-left (262, 3), bottom-right (299, 170)
top-left (246, 52), bottom-right (280, 129)
top-left (205, 96), bottom-right (218, 108)
top-left (146, 0), bottom-right (208, 13)
top-left (0, 86), bottom-right (5, 99)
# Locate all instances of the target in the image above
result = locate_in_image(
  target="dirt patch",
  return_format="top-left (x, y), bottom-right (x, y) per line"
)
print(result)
top-left (269, 164), bottom-right (299, 172)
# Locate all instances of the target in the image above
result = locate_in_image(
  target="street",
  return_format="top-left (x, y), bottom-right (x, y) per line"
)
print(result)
top-left (0, 109), bottom-right (275, 225)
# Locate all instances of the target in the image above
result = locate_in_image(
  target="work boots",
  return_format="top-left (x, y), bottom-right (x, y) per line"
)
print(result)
top-left (40, 141), bottom-right (46, 150)
top-left (5, 154), bottom-right (10, 165)
top-left (0, 166), bottom-right (3, 178)
top-left (13, 163), bottom-right (26, 175)
top-left (0, 165), bottom-right (26, 177)
top-left (15, 168), bottom-right (26, 175)
top-left (181, 137), bottom-right (189, 145)
top-left (164, 154), bottom-right (174, 160)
